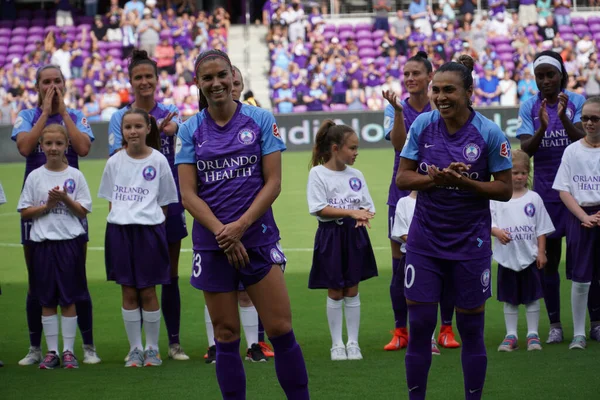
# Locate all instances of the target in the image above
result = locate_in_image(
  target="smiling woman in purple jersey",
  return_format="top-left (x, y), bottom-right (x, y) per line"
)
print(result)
top-left (108, 49), bottom-right (190, 362)
top-left (175, 49), bottom-right (309, 400)
top-left (516, 50), bottom-right (599, 345)
top-left (11, 64), bottom-right (100, 366)
top-left (397, 54), bottom-right (513, 400)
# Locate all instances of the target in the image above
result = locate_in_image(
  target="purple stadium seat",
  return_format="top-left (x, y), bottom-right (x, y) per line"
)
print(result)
top-left (45, 26), bottom-right (59, 33)
top-left (505, 61), bottom-right (515, 71)
top-left (374, 38), bottom-right (383, 48)
top-left (330, 104), bottom-right (348, 111)
top-left (79, 16), bottom-right (95, 25)
top-left (108, 41), bottom-right (122, 50)
top-left (99, 49), bottom-right (108, 58)
top-left (6, 53), bottom-right (22, 62)
top-left (29, 26), bottom-right (45, 34)
top-left (498, 52), bottom-right (513, 62)
top-left (293, 105), bottom-right (307, 113)
top-left (81, 50), bottom-right (90, 58)
top-left (10, 37), bottom-right (26, 45)
top-left (573, 25), bottom-right (589, 37)
top-left (64, 26), bottom-right (77, 34)
top-left (355, 22), bottom-right (372, 32)
top-left (357, 39), bottom-right (374, 48)
top-left (356, 30), bottom-right (371, 40)
top-left (160, 29), bottom-right (171, 39)
top-left (525, 25), bottom-right (537, 33)
top-left (590, 24), bottom-right (600, 33)
top-left (0, 28), bottom-right (10, 37)
top-left (339, 30), bottom-right (355, 40)
top-left (12, 27), bottom-right (27, 35)
top-left (571, 16), bottom-right (586, 25)
top-left (526, 34), bottom-right (535, 43)
top-left (97, 41), bottom-right (109, 50)
top-left (26, 36), bottom-right (44, 44)
top-left (372, 30), bottom-right (386, 40)
top-left (594, 32), bottom-right (600, 41)
top-left (25, 44), bottom-right (37, 53)
top-left (338, 23), bottom-right (353, 33)
top-left (561, 32), bottom-right (576, 42)
top-left (0, 55), bottom-right (5, 64)
top-left (588, 16), bottom-right (600, 25)
top-left (495, 36), bottom-right (511, 45)
top-left (323, 31), bottom-right (336, 41)
top-left (0, 21), bottom-right (13, 29)
top-left (474, 64), bottom-right (484, 74)
top-left (323, 24), bottom-right (336, 33)
top-left (73, 78), bottom-right (84, 87)
top-left (496, 43), bottom-right (513, 53)
top-left (8, 43), bottom-right (24, 52)
top-left (14, 20), bottom-right (30, 28)
top-left (79, 24), bottom-right (92, 32)
top-left (558, 24), bottom-right (572, 33)
top-left (108, 48), bottom-right (122, 58)
top-left (358, 48), bottom-right (376, 58)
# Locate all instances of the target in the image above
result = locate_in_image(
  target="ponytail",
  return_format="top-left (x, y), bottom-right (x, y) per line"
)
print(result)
top-left (310, 120), bottom-right (354, 167)
top-left (147, 116), bottom-right (161, 151)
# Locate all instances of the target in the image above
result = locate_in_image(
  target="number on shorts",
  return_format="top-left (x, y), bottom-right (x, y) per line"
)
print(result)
top-left (192, 253), bottom-right (202, 278)
top-left (404, 263), bottom-right (415, 289)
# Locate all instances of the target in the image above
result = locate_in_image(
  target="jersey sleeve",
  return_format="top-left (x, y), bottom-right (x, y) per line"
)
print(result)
top-left (108, 111), bottom-right (123, 156)
top-left (72, 109), bottom-right (95, 142)
top-left (570, 92), bottom-right (585, 124)
top-left (74, 170), bottom-right (93, 213)
top-left (490, 201), bottom-right (499, 229)
top-left (17, 173), bottom-right (35, 211)
top-left (516, 99), bottom-right (534, 137)
top-left (0, 182), bottom-right (6, 205)
top-left (534, 193), bottom-right (556, 237)
top-left (391, 199), bottom-right (410, 242)
top-left (552, 146), bottom-right (572, 193)
top-left (157, 156), bottom-right (179, 206)
top-left (174, 115), bottom-right (197, 165)
top-left (485, 122), bottom-right (513, 173)
top-left (384, 104), bottom-right (395, 140)
top-left (98, 158), bottom-right (115, 201)
top-left (400, 113), bottom-right (426, 161)
top-left (259, 111), bottom-right (286, 156)
top-left (307, 168), bottom-right (328, 215)
top-left (11, 110), bottom-right (35, 141)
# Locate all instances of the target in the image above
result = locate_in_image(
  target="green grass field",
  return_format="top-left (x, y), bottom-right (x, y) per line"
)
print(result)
top-left (0, 149), bottom-right (598, 400)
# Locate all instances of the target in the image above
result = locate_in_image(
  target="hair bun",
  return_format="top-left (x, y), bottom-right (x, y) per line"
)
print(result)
top-left (416, 51), bottom-right (429, 59)
top-left (457, 54), bottom-right (475, 72)
top-left (131, 49), bottom-right (149, 61)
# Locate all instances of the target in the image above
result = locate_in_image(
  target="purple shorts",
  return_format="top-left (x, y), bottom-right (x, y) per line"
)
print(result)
top-left (497, 263), bottom-right (544, 306)
top-left (404, 251), bottom-right (491, 310)
top-left (388, 205), bottom-right (400, 242)
top-left (566, 205), bottom-right (600, 283)
top-left (31, 236), bottom-right (90, 307)
top-left (309, 218), bottom-right (378, 289)
top-left (21, 217), bottom-right (89, 245)
top-left (191, 242), bottom-right (286, 293)
top-left (544, 201), bottom-right (568, 239)
top-left (391, 253), bottom-right (406, 289)
top-left (165, 211), bottom-right (188, 244)
top-left (105, 223), bottom-right (171, 289)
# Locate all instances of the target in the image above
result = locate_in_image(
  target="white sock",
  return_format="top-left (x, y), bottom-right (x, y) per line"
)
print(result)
top-left (525, 300), bottom-right (540, 336)
top-left (142, 309), bottom-right (162, 351)
top-left (42, 314), bottom-right (59, 353)
top-left (122, 308), bottom-right (143, 352)
top-left (344, 294), bottom-right (361, 345)
top-left (205, 305), bottom-right (215, 346)
top-left (503, 303), bottom-right (519, 338)
top-left (240, 305), bottom-right (259, 349)
top-left (326, 297), bottom-right (344, 348)
top-left (61, 316), bottom-right (78, 353)
top-left (572, 281), bottom-right (591, 337)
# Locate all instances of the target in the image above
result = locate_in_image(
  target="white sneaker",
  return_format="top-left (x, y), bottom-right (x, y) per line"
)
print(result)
top-left (330, 345), bottom-right (347, 361)
top-left (82, 345), bottom-right (101, 364)
top-left (346, 342), bottom-right (363, 360)
top-left (19, 346), bottom-right (42, 366)
top-left (168, 343), bottom-right (190, 361)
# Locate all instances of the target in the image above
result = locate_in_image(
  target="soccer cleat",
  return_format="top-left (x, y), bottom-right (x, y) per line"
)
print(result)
top-left (498, 335), bottom-right (519, 352)
top-left (526, 334), bottom-right (542, 351)
top-left (245, 343), bottom-right (268, 363)
top-left (144, 348), bottom-right (162, 366)
top-left (437, 325), bottom-right (460, 348)
top-left (384, 327), bottom-right (408, 351)
top-left (330, 345), bottom-right (347, 361)
top-left (568, 335), bottom-right (587, 350)
top-left (258, 341), bottom-right (274, 357)
top-left (124, 348), bottom-right (144, 368)
top-left (62, 350), bottom-right (79, 369)
top-left (82, 345), bottom-right (101, 364)
top-left (19, 346), bottom-right (42, 366)
top-left (346, 342), bottom-right (363, 360)
top-left (589, 325), bottom-right (600, 342)
top-left (546, 326), bottom-right (564, 344)
top-left (431, 339), bottom-right (441, 355)
top-left (204, 345), bottom-right (216, 364)
top-left (39, 351), bottom-right (60, 369)
top-left (168, 343), bottom-right (190, 361)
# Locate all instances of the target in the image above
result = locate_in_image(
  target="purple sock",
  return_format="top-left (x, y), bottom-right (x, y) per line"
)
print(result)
top-left (543, 271), bottom-right (561, 324)
top-left (76, 298), bottom-right (94, 345)
top-left (440, 293), bottom-right (455, 326)
top-left (456, 312), bottom-right (487, 400)
top-left (161, 276), bottom-right (181, 345)
top-left (390, 258), bottom-right (407, 328)
top-left (588, 279), bottom-right (600, 322)
top-left (215, 339), bottom-right (246, 400)
top-left (258, 317), bottom-right (265, 342)
top-left (269, 330), bottom-right (309, 400)
top-left (26, 293), bottom-right (42, 347)
top-left (405, 304), bottom-right (437, 400)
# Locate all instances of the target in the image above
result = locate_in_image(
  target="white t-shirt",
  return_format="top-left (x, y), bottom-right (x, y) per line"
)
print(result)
top-left (98, 149), bottom-right (178, 225)
top-left (552, 140), bottom-right (600, 207)
top-left (50, 49), bottom-right (72, 80)
top-left (391, 195), bottom-right (416, 253)
top-left (499, 79), bottom-right (517, 107)
top-left (0, 182), bottom-right (6, 205)
top-left (307, 165), bottom-right (375, 222)
top-left (491, 190), bottom-right (555, 271)
top-left (17, 166), bottom-right (92, 242)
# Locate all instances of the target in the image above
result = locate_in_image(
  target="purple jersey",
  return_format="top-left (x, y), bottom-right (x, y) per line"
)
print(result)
top-left (11, 107), bottom-right (95, 181)
top-left (384, 100), bottom-right (432, 206)
top-left (400, 110), bottom-right (513, 260)
top-left (175, 102), bottom-right (286, 251)
top-left (516, 90), bottom-right (584, 203)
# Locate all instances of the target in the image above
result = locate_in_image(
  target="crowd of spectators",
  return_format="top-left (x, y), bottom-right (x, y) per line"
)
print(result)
top-left (265, 0), bottom-right (600, 114)
top-left (0, 1), bottom-right (229, 124)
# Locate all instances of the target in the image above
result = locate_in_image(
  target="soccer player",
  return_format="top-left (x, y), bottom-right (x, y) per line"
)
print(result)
top-left (100, 108), bottom-right (178, 367)
top-left (552, 96), bottom-right (600, 349)
top-left (17, 124), bottom-right (93, 369)
top-left (397, 54), bottom-right (513, 399)
top-left (11, 65), bottom-right (100, 366)
top-left (491, 149), bottom-right (555, 352)
top-left (307, 120), bottom-right (378, 361)
top-left (517, 50), bottom-right (593, 344)
top-left (0, 181), bottom-right (4, 367)
top-left (176, 49), bottom-right (309, 399)
top-left (382, 51), bottom-right (459, 352)
top-left (108, 49), bottom-right (189, 361)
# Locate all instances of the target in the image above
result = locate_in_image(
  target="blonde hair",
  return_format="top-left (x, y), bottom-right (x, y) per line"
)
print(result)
top-left (512, 149), bottom-right (531, 187)
top-left (40, 124), bottom-right (69, 165)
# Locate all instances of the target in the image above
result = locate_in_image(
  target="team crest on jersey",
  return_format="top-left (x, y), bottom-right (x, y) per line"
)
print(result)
top-left (481, 269), bottom-right (491, 288)
top-left (108, 133), bottom-right (115, 146)
top-left (175, 136), bottom-right (182, 154)
top-left (64, 179), bottom-right (76, 194)
top-left (500, 141), bottom-right (511, 158)
top-left (143, 165), bottom-right (157, 181)
top-left (270, 248), bottom-right (284, 264)
top-left (383, 115), bottom-right (392, 130)
top-left (272, 123), bottom-right (282, 140)
top-left (238, 129), bottom-right (257, 145)
top-left (81, 117), bottom-right (89, 128)
top-left (524, 202), bottom-right (536, 217)
top-left (349, 177), bottom-right (362, 192)
top-left (565, 107), bottom-right (574, 120)
top-left (14, 116), bottom-right (24, 129)
top-left (156, 118), bottom-right (164, 128)
top-left (463, 143), bottom-right (481, 162)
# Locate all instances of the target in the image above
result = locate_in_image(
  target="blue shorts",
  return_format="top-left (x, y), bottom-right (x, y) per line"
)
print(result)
top-left (21, 217), bottom-right (89, 246)
top-left (165, 211), bottom-right (188, 244)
